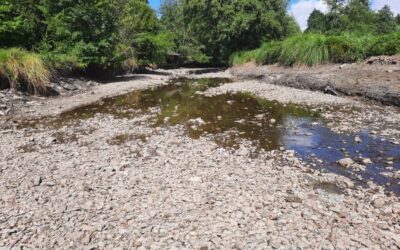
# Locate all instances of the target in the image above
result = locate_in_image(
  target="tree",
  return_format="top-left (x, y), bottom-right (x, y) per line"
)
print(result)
top-left (375, 5), bottom-right (397, 34)
top-left (341, 0), bottom-right (375, 34)
top-left (160, 0), bottom-right (209, 64)
top-left (324, 0), bottom-right (346, 12)
top-left (120, 0), bottom-right (158, 43)
top-left (306, 9), bottom-right (326, 33)
top-left (40, 0), bottom-right (123, 68)
top-left (0, 0), bottom-right (42, 48)
top-left (180, 0), bottom-right (298, 63)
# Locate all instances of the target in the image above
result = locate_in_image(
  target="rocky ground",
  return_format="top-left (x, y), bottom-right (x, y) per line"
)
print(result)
top-left (1, 68), bottom-right (400, 249)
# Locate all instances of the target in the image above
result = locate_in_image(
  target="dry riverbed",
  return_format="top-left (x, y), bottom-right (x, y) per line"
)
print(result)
top-left (1, 69), bottom-right (400, 249)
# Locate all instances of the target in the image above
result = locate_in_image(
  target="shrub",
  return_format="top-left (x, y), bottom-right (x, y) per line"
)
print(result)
top-left (0, 48), bottom-right (50, 94)
top-left (367, 32), bottom-right (400, 56)
top-left (133, 32), bottom-right (175, 66)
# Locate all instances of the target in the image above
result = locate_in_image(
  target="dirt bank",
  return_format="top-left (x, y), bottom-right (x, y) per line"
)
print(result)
top-left (229, 57), bottom-right (400, 106)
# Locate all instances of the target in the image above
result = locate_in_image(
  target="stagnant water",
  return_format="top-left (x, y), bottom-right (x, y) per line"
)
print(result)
top-left (24, 78), bottom-right (400, 194)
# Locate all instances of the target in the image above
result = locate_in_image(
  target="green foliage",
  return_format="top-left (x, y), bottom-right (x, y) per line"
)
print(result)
top-left (231, 32), bottom-right (400, 66)
top-left (308, 0), bottom-right (399, 35)
top-left (279, 34), bottom-right (329, 66)
top-left (41, 0), bottom-right (122, 69)
top-left (367, 33), bottom-right (400, 56)
top-left (307, 10), bottom-right (326, 33)
top-left (120, 0), bottom-right (159, 43)
top-left (230, 41), bottom-right (281, 65)
top-left (0, 0), bottom-right (162, 73)
top-left (0, 0), bottom-right (43, 48)
top-left (0, 48), bottom-right (50, 93)
top-left (376, 5), bottom-right (398, 34)
top-left (133, 32), bottom-right (175, 65)
top-left (161, 0), bottom-right (299, 64)
top-left (160, 0), bottom-right (210, 64)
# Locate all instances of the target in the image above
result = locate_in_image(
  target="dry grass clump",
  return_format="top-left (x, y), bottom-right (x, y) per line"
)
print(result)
top-left (0, 48), bottom-right (50, 94)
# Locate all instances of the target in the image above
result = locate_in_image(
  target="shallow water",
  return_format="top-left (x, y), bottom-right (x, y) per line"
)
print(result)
top-left (20, 77), bottom-right (400, 194)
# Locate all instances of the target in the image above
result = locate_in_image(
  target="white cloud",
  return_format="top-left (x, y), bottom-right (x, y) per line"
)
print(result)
top-left (289, 0), bottom-right (328, 31)
top-left (371, 0), bottom-right (400, 14)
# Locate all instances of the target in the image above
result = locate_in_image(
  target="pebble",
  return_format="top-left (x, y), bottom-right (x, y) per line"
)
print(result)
top-left (362, 158), bottom-right (373, 165)
top-left (33, 176), bottom-right (42, 186)
top-left (372, 198), bottom-right (386, 208)
top-left (338, 158), bottom-right (354, 168)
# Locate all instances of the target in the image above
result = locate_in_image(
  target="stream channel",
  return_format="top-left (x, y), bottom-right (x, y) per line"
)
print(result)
top-left (23, 77), bottom-right (400, 194)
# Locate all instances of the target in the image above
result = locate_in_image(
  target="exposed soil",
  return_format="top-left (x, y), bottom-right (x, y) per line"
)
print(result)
top-left (230, 56), bottom-right (400, 106)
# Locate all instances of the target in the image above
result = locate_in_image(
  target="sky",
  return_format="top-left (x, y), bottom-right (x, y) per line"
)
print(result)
top-left (149, 0), bottom-right (400, 31)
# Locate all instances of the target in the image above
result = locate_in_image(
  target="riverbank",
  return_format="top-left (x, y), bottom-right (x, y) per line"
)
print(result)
top-left (230, 56), bottom-right (400, 106)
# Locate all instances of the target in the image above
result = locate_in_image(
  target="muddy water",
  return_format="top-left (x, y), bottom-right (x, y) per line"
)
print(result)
top-left (19, 78), bottom-right (400, 194)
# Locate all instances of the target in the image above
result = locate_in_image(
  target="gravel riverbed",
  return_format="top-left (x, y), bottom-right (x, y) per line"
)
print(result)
top-left (1, 69), bottom-right (400, 249)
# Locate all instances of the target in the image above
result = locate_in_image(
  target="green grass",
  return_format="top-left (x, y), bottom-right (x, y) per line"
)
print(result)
top-left (0, 48), bottom-right (50, 94)
top-left (230, 32), bottom-right (400, 66)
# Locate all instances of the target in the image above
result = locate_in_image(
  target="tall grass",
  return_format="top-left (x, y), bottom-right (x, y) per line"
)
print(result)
top-left (0, 48), bottom-right (50, 94)
top-left (231, 32), bottom-right (400, 66)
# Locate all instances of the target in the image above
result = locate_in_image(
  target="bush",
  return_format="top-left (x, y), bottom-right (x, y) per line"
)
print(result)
top-left (133, 32), bottom-right (175, 66)
top-left (0, 48), bottom-right (50, 94)
top-left (367, 32), bottom-right (400, 56)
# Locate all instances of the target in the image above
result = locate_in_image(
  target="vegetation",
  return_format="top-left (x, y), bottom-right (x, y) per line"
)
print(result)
top-left (307, 0), bottom-right (399, 34)
top-left (1, 0), bottom-right (400, 93)
top-left (231, 33), bottom-right (400, 66)
top-left (0, 48), bottom-right (50, 93)
top-left (232, 0), bottom-right (400, 66)
top-left (160, 0), bottom-right (300, 64)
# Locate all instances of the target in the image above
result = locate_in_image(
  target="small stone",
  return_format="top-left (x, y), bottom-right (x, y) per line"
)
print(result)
top-left (33, 176), bottom-right (42, 186)
top-left (354, 136), bottom-right (362, 143)
top-left (392, 202), bottom-right (400, 214)
top-left (255, 114), bottom-right (265, 120)
top-left (269, 119), bottom-right (276, 124)
top-left (285, 195), bottom-right (302, 203)
top-left (189, 176), bottom-right (202, 182)
top-left (338, 158), bottom-right (354, 168)
top-left (362, 158), bottom-right (373, 165)
top-left (372, 198), bottom-right (385, 208)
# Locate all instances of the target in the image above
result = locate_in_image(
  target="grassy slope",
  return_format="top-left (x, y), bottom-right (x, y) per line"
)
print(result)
top-left (231, 33), bottom-right (400, 66)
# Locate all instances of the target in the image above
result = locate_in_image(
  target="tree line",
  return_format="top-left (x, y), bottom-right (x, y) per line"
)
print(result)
top-left (0, 0), bottom-right (300, 72)
top-left (1, 0), bottom-right (399, 76)
top-left (307, 0), bottom-right (400, 34)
